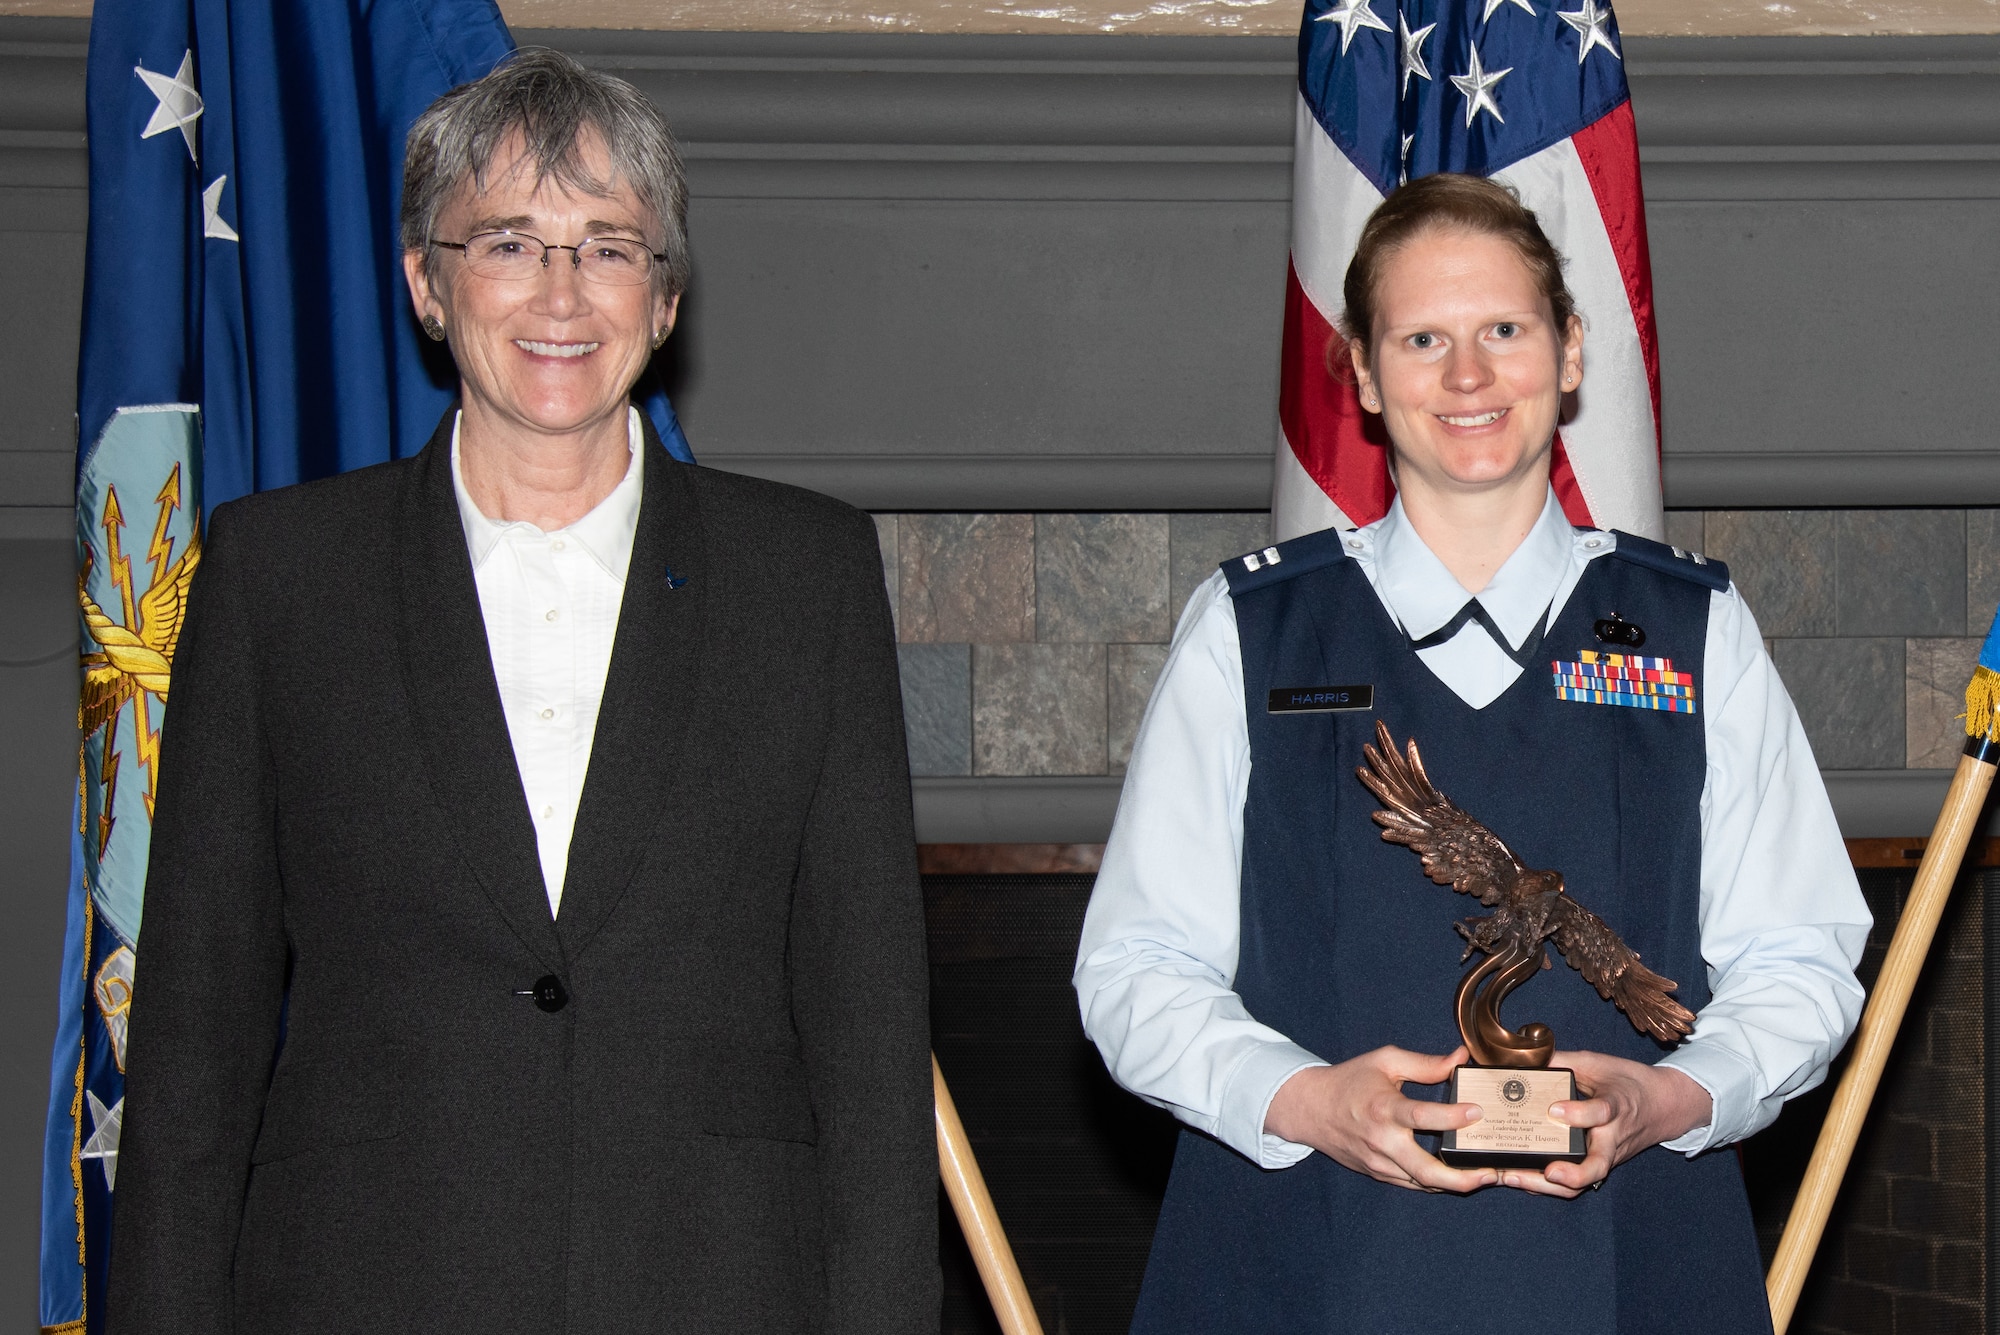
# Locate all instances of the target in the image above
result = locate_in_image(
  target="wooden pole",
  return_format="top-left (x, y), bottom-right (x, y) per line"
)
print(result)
top-left (1765, 743), bottom-right (1998, 1333)
top-left (934, 1053), bottom-right (1046, 1335)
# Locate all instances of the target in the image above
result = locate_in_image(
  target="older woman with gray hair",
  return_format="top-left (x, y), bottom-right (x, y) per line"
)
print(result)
top-left (108, 48), bottom-right (936, 1335)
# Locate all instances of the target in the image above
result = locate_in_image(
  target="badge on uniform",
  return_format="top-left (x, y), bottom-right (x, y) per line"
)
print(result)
top-left (1551, 651), bottom-right (1698, 715)
top-left (1268, 684), bottom-right (1374, 713)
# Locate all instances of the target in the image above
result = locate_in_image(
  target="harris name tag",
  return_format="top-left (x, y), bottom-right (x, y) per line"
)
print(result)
top-left (1268, 685), bottom-right (1374, 714)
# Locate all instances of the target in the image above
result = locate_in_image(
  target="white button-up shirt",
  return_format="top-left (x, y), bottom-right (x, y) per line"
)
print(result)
top-left (452, 409), bottom-right (643, 916)
top-left (1074, 490), bottom-right (1873, 1169)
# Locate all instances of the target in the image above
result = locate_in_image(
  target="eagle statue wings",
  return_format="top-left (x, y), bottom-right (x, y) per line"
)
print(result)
top-left (1356, 720), bottom-right (1694, 1063)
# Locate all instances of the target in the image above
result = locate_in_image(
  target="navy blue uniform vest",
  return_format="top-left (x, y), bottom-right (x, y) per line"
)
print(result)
top-left (1130, 532), bottom-right (1772, 1335)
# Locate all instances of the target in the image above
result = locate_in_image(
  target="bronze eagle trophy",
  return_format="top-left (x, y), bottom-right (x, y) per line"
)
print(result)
top-left (1356, 719), bottom-right (1694, 1066)
top-left (1356, 721), bottom-right (1695, 1166)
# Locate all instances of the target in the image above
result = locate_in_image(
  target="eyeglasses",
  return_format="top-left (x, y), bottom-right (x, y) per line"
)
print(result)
top-left (431, 230), bottom-right (666, 287)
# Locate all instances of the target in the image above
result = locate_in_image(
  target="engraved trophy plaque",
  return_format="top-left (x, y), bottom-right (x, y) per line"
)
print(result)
top-left (1356, 721), bottom-right (1696, 1170)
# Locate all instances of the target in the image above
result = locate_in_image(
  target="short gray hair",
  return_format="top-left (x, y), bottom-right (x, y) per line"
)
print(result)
top-left (401, 48), bottom-right (690, 298)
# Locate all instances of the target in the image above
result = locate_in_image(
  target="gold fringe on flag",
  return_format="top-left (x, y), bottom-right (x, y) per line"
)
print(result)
top-left (1963, 663), bottom-right (2000, 743)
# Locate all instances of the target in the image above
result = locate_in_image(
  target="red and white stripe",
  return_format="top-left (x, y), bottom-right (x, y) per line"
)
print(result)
top-left (1274, 95), bottom-right (1664, 543)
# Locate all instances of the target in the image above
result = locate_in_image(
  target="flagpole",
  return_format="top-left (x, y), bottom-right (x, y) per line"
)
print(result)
top-left (1765, 646), bottom-right (2000, 1332)
top-left (934, 1054), bottom-right (1045, 1335)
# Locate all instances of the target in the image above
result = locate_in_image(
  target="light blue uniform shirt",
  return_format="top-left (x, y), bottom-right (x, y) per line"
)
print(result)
top-left (1074, 491), bottom-right (1873, 1168)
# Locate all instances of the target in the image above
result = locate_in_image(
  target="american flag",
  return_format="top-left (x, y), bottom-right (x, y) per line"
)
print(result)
top-left (1274, 0), bottom-right (1664, 543)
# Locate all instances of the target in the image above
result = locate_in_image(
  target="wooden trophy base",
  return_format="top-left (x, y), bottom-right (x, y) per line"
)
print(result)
top-left (1439, 1065), bottom-right (1588, 1170)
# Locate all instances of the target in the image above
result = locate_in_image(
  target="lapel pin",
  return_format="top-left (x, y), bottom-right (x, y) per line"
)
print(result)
top-left (664, 564), bottom-right (687, 590)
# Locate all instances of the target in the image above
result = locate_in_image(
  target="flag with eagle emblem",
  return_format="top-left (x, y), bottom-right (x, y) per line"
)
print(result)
top-left (41, 3), bottom-right (528, 1329)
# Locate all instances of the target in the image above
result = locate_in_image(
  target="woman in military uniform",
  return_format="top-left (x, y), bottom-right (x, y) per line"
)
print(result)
top-left (1075, 174), bottom-right (1870, 1333)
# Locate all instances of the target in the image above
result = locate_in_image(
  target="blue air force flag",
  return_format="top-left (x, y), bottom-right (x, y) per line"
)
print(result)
top-left (37, 3), bottom-right (601, 1329)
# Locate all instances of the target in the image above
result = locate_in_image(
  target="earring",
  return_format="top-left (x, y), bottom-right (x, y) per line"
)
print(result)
top-left (422, 316), bottom-right (447, 342)
top-left (651, 326), bottom-right (670, 349)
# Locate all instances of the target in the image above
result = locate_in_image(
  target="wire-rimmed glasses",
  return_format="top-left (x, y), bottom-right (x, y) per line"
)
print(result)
top-left (431, 230), bottom-right (666, 286)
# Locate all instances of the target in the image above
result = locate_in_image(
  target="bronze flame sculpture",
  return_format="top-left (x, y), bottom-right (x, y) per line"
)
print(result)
top-left (1356, 721), bottom-right (1694, 1068)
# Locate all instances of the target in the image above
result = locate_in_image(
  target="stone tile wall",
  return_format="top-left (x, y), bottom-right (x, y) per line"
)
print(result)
top-left (881, 508), bottom-right (2000, 778)
top-left (1687, 510), bottom-right (1997, 771)
top-left (880, 513), bottom-right (1269, 776)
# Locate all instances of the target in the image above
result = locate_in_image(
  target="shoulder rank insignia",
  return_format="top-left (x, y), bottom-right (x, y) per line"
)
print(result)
top-left (1606, 530), bottom-right (1730, 593)
top-left (1551, 651), bottom-right (1697, 715)
top-left (1220, 526), bottom-right (1351, 596)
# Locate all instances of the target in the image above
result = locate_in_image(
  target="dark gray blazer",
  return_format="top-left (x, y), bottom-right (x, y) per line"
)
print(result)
top-left (108, 411), bottom-right (938, 1334)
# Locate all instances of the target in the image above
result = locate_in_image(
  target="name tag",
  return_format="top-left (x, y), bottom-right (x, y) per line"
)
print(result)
top-left (1268, 685), bottom-right (1374, 713)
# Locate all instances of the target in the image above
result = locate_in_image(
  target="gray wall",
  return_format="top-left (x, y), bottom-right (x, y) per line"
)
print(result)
top-left (589, 29), bottom-right (2000, 511)
top-left (7, 25), bottom-right (2000, 522)
top-left (3, 15), bottom-right (2000, 1323)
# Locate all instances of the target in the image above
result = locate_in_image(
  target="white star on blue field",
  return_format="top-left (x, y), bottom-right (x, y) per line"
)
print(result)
top-left (81, 1090), bottom-right (123, 1191)
top-left (136, 49), bottom-right (203, 163)
top-left (1298, 0), bottom-right (1630, 192)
